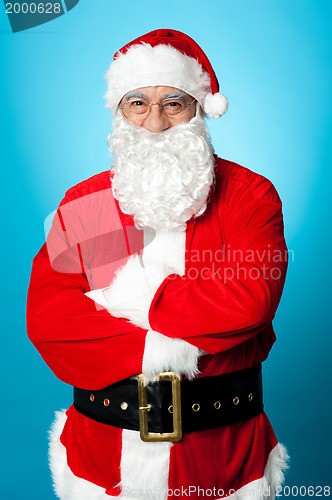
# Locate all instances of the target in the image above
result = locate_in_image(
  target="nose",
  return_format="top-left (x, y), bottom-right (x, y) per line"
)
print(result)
top-left (142, 104), bottom-right (170, 133)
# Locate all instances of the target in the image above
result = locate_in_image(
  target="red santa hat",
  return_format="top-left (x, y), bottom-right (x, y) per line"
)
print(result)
top-left (105, 29), bottom-right (228, 119)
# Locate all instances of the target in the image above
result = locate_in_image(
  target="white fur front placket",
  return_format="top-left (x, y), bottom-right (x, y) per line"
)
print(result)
top-left (141, 228), bottom-right (201, 378)
top-left (81, 228), bottom-right (202, 500)
top-left (120, 228), bottom-right (201, 500)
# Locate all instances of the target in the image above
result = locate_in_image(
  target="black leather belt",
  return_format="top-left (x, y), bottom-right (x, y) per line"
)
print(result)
top-left (74, 364), bottom-right (263, 442)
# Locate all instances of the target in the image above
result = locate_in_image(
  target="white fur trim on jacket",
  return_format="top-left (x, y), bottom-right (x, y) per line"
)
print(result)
top-left (99, 229), bottom-right (187, 328)
top-left (142, 330), bottom-right (202, 379)
top-left (49, 411), bottom-right (114, 500)
top-left (49, 410), bottom-right (289, 500)
top-left (141, 228), bottom-right (185, 274)
top-left (120, 429), bottom-right (171, 500)
top-left (101, 254), bottom-right (164, 330)
top-left (141, 230), bottom-right (202, 379)
top-left (104, 44), bottom-right (211, 116)
top-left (222, 443), bottom-right (290, 500)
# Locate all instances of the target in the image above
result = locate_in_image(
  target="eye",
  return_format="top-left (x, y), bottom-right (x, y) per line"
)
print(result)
top-left (128, 99), bottom-right (149, 115)
top-left (162, 99), bottom-right (185, 115)
top-left (129, 100), bottom-right (147, 109)
top-left (165, 101), bottom-right (182, 108)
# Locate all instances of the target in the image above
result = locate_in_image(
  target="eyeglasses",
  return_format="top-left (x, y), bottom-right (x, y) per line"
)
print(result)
top-left (120, 97), bottom-right (196, 119)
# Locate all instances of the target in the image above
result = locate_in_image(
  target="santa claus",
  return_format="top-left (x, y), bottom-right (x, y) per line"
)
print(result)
top-left (27, 29), bottom-right (289, 500)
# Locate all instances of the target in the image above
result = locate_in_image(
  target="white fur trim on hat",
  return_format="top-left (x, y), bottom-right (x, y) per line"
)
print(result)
top-left (104, 44), bottom-right (211, 115)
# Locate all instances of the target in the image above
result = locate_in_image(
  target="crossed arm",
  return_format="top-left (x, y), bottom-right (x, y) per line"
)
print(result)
top-left (27, 176), bottom-right (287, 389)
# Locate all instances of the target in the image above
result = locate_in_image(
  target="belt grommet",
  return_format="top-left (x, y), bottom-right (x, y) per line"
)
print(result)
top-left (103, 398), bottom-right (110, 407)
top-left (233, 397), bottom-right (239, 406)
top-left (120, 402), bottom-right (128, 410)
top-left (168, 405), bottom-right (173, 414)
top-left (192, 403), bottom-right (200, 412)
top-left (90, 394), bottom-right (95, 402)
top-left (214, 401), bottom-right (221, 410)
top-left (248, 393), bottom-right (253, 402)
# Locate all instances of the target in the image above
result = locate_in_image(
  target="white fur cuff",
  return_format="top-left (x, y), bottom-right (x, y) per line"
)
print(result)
top-left (101, 255), bottom-right (166, 330)
top-left (142, 330), bottom-right (202, 379)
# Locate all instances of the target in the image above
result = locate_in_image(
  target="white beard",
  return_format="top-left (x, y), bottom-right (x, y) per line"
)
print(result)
top-left (109, 112), bottom-right (215, 231)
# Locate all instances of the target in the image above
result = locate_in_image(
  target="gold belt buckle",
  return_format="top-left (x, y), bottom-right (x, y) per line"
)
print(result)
top-left (138, 371), bottom-right (182, 442)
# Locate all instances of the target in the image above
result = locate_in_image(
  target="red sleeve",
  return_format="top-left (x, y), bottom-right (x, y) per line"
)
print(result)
top-left (148, 173), bottom-right (288, 354)
top-left (27, 188), bottom-right (147, 390)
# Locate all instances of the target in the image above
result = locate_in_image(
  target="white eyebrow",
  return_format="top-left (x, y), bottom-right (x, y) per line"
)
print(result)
top-left (124, 91), bottom-right (190, 102)
top-left (124, 91), bottom-right (147, 101)
top-left (162, 92), bottom-right (189, 101)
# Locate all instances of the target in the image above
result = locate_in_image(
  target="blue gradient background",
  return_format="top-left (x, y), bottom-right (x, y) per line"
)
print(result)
top-left (1, 1), bottom-right (331, 498)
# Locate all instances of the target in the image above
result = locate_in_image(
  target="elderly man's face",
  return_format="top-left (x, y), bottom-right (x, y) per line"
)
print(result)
top-left (119, 86), bottom-right (197, 133)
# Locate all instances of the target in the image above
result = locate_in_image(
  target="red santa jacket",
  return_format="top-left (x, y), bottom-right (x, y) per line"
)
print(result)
top-left (27, 157), bottom-right (289, 499)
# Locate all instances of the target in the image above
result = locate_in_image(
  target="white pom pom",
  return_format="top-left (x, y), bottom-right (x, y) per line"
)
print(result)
top-left (204, 92), bottom-right (228, 119)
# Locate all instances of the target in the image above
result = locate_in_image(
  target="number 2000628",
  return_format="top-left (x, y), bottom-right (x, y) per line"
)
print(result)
top-left (6, 3), bottom-right (61, 14)
top-left (276, 486), bottom-right (330, 497)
